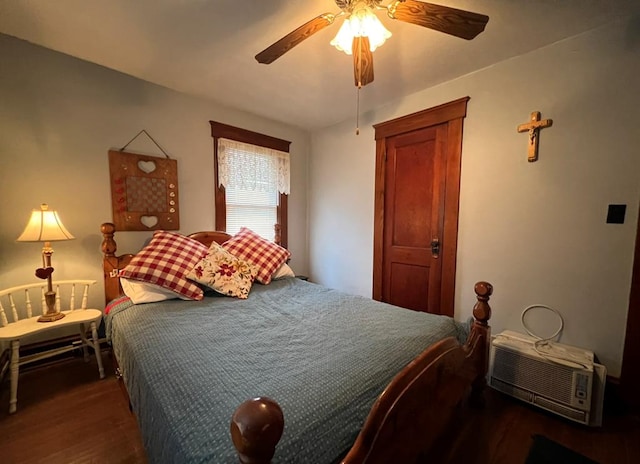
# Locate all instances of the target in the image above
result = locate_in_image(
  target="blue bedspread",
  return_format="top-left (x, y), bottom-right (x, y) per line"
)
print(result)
top-left (106, 277), bottom-right (469, 463)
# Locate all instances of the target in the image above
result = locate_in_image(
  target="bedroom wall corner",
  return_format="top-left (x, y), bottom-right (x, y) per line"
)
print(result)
top-left (308, 16), bottom-right (640, 377)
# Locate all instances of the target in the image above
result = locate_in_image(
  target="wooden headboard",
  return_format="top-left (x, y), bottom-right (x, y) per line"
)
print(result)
top-left (100, 222), bottom-right (233, 305)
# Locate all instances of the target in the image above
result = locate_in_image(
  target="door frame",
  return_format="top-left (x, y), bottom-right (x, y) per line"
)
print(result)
top-left (372, 97), bottom-right (469, 316)
top-left (620, 203), bottom-right (640, 407)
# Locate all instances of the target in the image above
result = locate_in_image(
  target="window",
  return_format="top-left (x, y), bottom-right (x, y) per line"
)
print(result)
top-left (218, 138), bottom-right (289, 240)
top-left (210, 121), bottom-right (290, 247)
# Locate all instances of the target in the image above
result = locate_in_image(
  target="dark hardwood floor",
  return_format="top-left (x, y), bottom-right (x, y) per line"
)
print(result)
top-left (435, 382), bottom-right (640, 464)
top-left (1, 353), bottom-right (639, 463)
top-left (0, 352), bottom-right (146, 464)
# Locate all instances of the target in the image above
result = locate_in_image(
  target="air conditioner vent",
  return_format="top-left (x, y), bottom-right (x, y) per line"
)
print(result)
top-left (534, 396), bottom-right (587, 422)
top-left (491, 377), bottom-right (532, 402)
top-left (492, 347), bottom-right (574, 404)
top-left (491, 377), bottom-right (588, 423)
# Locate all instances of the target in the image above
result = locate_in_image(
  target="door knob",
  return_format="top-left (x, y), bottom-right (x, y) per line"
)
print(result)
top-left (430, 237), bottom-right (440, 258)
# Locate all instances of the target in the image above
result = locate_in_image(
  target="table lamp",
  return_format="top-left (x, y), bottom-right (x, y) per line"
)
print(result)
top-left (16, 204), bottom-right (75, 322)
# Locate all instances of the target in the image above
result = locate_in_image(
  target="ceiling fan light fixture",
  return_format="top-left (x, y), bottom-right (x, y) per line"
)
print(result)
top-left (330, 7), bottom-right (391, 55)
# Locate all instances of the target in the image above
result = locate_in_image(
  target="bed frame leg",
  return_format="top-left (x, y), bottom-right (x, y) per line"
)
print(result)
top-left (470, 376), bottom-right (487, 408)
top-left (230, 396), bottom-right (284, 464)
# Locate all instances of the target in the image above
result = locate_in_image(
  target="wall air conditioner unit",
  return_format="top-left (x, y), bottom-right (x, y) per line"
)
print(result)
top-left (490, 330), bottom-right (606, 427)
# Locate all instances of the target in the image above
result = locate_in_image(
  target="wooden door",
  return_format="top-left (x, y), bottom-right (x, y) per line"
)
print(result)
top-left (381, 125), bottom-right (446, 312)
top-left (373, 98), bottom-right (469, 316)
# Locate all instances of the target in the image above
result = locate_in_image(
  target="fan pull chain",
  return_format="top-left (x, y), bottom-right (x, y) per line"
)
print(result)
top-left (355, 84), bottom-right (361, 136)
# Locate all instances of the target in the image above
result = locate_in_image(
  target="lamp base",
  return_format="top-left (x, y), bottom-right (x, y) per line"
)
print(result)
top-left (37, 289), bottom-right (64, 322)
top-left (37, 312), bottom-right (65, 323)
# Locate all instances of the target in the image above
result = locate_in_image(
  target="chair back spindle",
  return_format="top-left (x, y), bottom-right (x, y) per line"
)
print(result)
top-left (24, 289), bottom-right (33, 319)
top-left (80, 284), bottom-right (90, 311)
top-left (55, 284), bottom-right (61, 312)
top-left (10, 294), bottom-right (19, 322)
top-left (0, 300), bottom-right (9, 327)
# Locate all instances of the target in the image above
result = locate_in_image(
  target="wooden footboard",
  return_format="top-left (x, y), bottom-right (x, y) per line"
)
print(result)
top-left (230, 282), bottom-right (493, 464)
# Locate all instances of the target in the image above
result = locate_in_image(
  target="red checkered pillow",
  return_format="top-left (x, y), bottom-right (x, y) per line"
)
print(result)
top-left (223, 227), bottom-right (291, 285)
top-left (119, 230), bottom-right (209, 300)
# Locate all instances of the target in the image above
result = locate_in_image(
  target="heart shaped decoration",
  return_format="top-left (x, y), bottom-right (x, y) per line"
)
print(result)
top-left (138, 160), bottom-right (157, 174)
top-left (140, 215), bottom-right (159, 228)
top-left (35, 267), bottom-right (54, 280)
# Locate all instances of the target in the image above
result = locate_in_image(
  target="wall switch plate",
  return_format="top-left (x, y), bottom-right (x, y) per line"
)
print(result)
top-left (606, 204), bottom-right (626, 224)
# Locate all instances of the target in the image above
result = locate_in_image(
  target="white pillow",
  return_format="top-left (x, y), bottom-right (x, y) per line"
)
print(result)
top-left (272, 263), bottom-right (295, 280)
top-left (120, 277), bottom-right (181, 304)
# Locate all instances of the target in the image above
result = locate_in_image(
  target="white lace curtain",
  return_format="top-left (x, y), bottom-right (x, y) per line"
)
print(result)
top-left (217, 138), bottom-right (290, 195)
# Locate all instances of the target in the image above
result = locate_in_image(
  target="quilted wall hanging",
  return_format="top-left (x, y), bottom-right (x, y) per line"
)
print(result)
top-left (108, 142), bottom-right (180, 231)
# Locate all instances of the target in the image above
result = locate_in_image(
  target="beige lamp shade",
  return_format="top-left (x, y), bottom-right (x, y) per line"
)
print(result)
top-left (17, 204), bottom-right (75, 242)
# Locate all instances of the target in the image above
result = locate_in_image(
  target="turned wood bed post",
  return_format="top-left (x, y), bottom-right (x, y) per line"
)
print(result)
top-left (470, 281), bottom-right (493, 400)
top-left (101, 222), bottom-right (119, 305)
top-left (101, 222), bottom-right (136, 305)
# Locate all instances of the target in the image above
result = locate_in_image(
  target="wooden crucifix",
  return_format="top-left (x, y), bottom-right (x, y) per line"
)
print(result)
top-left (517, 111), bottom-right (553, 162)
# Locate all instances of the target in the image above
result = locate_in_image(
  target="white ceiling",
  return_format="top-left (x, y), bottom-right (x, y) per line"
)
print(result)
top-left (1, 0), bottom-right (638, 131)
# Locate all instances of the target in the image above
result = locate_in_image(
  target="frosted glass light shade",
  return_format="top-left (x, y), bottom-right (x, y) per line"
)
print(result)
top-left (17, 204), bottom-right (75, 242)
top-left (330, 7), bottom-right (392, 55)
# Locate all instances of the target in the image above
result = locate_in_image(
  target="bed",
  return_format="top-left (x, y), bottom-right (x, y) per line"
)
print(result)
top-left (100, 222), bottom-right (493, 464)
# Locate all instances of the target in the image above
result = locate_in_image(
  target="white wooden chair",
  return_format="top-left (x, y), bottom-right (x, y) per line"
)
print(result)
top-left (0, 280), bottom-right (105, 413)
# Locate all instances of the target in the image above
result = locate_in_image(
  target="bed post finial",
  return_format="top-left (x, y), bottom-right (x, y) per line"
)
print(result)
top-left (473, 281), bottom-right (492, 325)
top-left (101, 222), bottom-right (117, 257)
top-left (231, 397), bottom-right (284, 464)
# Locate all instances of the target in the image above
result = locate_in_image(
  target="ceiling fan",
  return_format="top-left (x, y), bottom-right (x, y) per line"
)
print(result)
top-left (255, 0), bottom-right (489, 88)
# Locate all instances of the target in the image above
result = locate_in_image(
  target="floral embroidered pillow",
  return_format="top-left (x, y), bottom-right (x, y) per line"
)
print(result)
top-left (187, 242), bottom-right (257, 299)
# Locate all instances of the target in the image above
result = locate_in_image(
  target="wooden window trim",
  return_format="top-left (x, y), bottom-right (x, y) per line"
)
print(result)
top-left (210, 121), bottom-right (290, 248)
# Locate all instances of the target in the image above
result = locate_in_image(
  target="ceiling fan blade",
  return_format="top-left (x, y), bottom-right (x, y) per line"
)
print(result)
top-left (255, 13), bottom-right (336, 64)
top-left (353, 36), bottom-right (374, 87)
top-left (388, 0), bottom-right (489, 40)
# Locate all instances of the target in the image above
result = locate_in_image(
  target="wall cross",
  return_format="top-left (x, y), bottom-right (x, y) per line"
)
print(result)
top-left (517, 111), bottom-right (553, 162)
